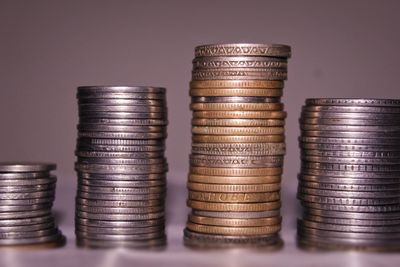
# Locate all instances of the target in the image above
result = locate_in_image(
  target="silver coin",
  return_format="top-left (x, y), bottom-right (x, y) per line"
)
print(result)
top-left (300, 142), bottom-right (400, 152)
top-left (0, 191), bottom-right (54, 200)
top-left (0, 228), bottom-right (58, 239)
top-left (0, 183), bottom-right (55, 193)
top-left (0, 163), bottom-right (56, 173)
top-left (194, 43), bottom-right (291, 58)
top-left (300, 219), bottom-right (400, 233)
top-left (0, 204), bottom-right (52, 212)
top-left (79, 105), bottom-right (165, 113)
top-left (0, 177), bottom-right (56, 187)
top-left (77, 191), bottom-right (165, 201)
top-left (76, 198), bottom-right (163, 208)
top-left (77, 92), bottom-right (165, 100)
top-left (302, 155), bottom-right (400, 165)
top-left (302, 168), bottom-right (400, 178)
top-left (77, 178), bottom-right (165, 188)
top-left (305, 208), bottom-right (400, 220)
top-left (0, 172), bottom-right (50, 179)
top-left (303, 105), bottom-right (400, 114)
top-left (76, 151), bottom-right (164, 159)
top-left (192, 69), bottom-right (287, 81)
top-left (301, 124), bottom-right (400, 132)
top-left (77, 144), bottom-right (165, 153)
top-left (76, 210), bottom-right (164, 221)
top-left (301, 111), bottom-right (400, 119)
top-left (301, 202), bottom-right (400, 212)
top-left (191, 142), bottom-right (286, 156)
top-left (0, 221), bottom-right (55, 233)
top-left (0, 210), bottom-right (50, 220)
top-left (301, 117), bottom-right (400, 126)
top-left (299, 180), bottom-right (400, 191)
top-left (79, 111), bottom-right (167, 119)
top-left (77, 86), bottom-right (166, 94)
top-left (305, 98), bottom-right (400, 107)
top-left (75, 231), bottom-right (165, 241)
top-left (77, 185), bottom-right (165, 195)
top-left (0, 198), bottom-right (53, 206)
top-left (298, 193), bottom-right (400, 205)
top-left (76, 204), bottom-right (163, 214)
top-left (0, 231), bottom-right (63, 246)
top-left (302, 162), bottom-right (400, 172)
top-left (303, 214), bottom-right (400, 226)
top-left (190, 154), bottom-right (284, 168)
top-left (75, 224), bottom-right (164, 235)
top-left (76, 237), bottom-right (166, 249)
top-left (78, 98), bottom-right (166, 106)
top-left (78, 131), bottom-right (166, 140)
top-left (75, 163), bottom-right (168, 174)
top-left (301, 149), bottom-right (400, 159)
top-left (77, 172), bottom-right (166, 181)
top-left (191, 96), bottom-right (281, 103)
top-left (78, 118), bottom-right (168, 126)
top-left (77, 157), bottom-right (166, 165)
top-left (192, 56), bottom-right (287, 69)
top-left (300, 136), bottom-right (400, 145)
top-left (299, 187), bottom-right (400, 199)
top-left (301, 130), bottom-right (400, 139)
top-left (0, 215), bottom-right (53, 227)
top-left (299, 174), bottom-right (400, 185)
top-left (77, 124), bottom-right (165, 133)
top-left (193, 209), bottom-right (280, 219)
top-left (75, 217), bottom-right (164, 228)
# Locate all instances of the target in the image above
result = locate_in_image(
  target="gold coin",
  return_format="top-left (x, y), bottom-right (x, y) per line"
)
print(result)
top-left (188, 174), bottom-right (282, 184)
top-left (192, 118), bottom-right (285, 127)
top-left (187, 200), bottom-right (281, 212)
top-left (192, 135), bottom-right (284, 143)
top-left (191, 142), bottom-right (286, 156)
top-left (189, 215), bottom-right (282, 227)
top-left (188, 190), bottom-right (281, 203)
top-left (187, 182), bottom-right (281, 193)
top-left (186, 222), bottom-right (281, 235)
top-left (192, 126), bottom-right (284, 136)
top-left (190, 167), bottom-right (283, 176)
top-left (190, 88), bottom-right (283, 97)
top-left (190, 80), bottom-right (284, 89)
top-left (193, 111), bottom-right (287, 119)
top-left (190, 103), bottom-right (284, 111)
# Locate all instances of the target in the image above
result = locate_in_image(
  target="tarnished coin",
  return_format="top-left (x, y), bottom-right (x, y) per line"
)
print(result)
top-left (189, 80), bottom-right (284, 89)
top-left (302, 168), bottom-right (400, 178)
top-left (194, 43), bottom-right (291, 58)
top-left (0, 215), bottom-right (54, 227)
top-left (299, 180), bottom-right (400, 191)
top-left (75, 231), bottom-right (165, 241)
top-left (301, 124), bottom-right (400, 132)
top-left (76, 151), bottom-right (164, 159)
top-left (0, 231), bottom-right (64, 246)
top-left (76, 198), bottom-right (163, 208)
top-left (303, 105), bottom-right (400, 114)
top-left (77, 178), bottom-right (165, 188)
top-left (300, 142), bottom-right (400, 152)
top-left (301, 149), bottom-right (400, 159)
top-left (0, 183), bottom-right (55, 193)
top-left (300, 136), bottom-right (400, 145)
top-left (192, 118), bottom-right (285, 127)
top-left (77, 191), bottom-right (165, 201)
top-left (190, 88), bottom-right (283, 97)
top-left (77, 185), bottom-right (165, 194)
top-left (76, 210), bottom-right (164, 221)
top-left (76, 204), bottom-right (163, 214)
top-left (299, 174), bottom-right (400, 185)
top-left (75, 163), bottom-right (168, 174)
top-left (78, 131), bottom-right (166, 140)
top-left (305, 208), bottom-right (400, 220)
top-left (191, 143), bottom-right (285, 156)
top-left (77, 172), bottom-right (166, 181)
top-left (187, 182), bottom-right (280, 193)
top-left (77, 144), bottom-right (165, 152)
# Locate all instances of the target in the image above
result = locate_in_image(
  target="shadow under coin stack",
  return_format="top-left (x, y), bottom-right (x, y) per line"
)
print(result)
top-left (75, 86), bottom-right (168, 249)
top-left (184, 43), bottom-right (291, 248)
top-left (298, 98), bottom-right (400, 251)
top-left (0, 163), bottom-right (65, 248)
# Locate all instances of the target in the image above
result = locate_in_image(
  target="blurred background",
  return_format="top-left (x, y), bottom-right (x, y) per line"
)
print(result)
top-left (1, 0), bottom-right (400, 266)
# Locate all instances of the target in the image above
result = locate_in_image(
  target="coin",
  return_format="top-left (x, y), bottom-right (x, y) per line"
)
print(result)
top-left (190, 88), bottom-right (283, 97)
top-left (189, 215), bottom-right (281, 227)
top-left (187, 182), bottom-right (280, 193)
top-left (77, 172), bottom-right (166, 181)
top-left (194, 43), bottom-right (291, 58)
top-left (301, 202), bottom-right (400, 212)
top-left (77, 191), bottom-right (165, 201)
top-left (301, 124), bottom-right (400, 132)
top-left (191, 118), bottom-right (285, 127)
top-left (76, 204), bottom-right (163, 214)
top-left (187, 200), bottom-right (281, 212)
top-left (76, 237), bottom-right (166, 249)
top-left (193, 110), bottom-right (287, 119)
top-left (303, 105), bottom-right (400, 113)
top-left (191, 143), bottom-right (285, 156)
top-left (299, 187), bottom-right (400, 198)
top-left (192, 56), bottom-right (288, 69)
top-left (190, 167), bottom-right (282, 176)
top-left (191, 96), bottom-right (281, 103)
top-left (75, 163), bottom-right (168, 174)
top-left (298, 193), bottom-right (400, 205)
top-left (75, 224), bottom-right (164, 235)
top-left (77, 178), bottom-right (165, 188)
top-left (79, 118), bottom-right (168, 126)
top-left (302, 162), bottom-right (400, 172)
top-left (190, 80), bottom-right (284, 89)
top-left (77, 185), bottom-right (165, 194)
top-left (299, 174), bottom-right (400, 185)
top-left (305, 209), bottom-right (400, 220)
top-left (299, 180), bottom-right (400, 191)
top-left (79, 111), bottom-right (166, 119)
top-left (78, 131), bottom-right (166, 140)
top-left (188, 174), bottom-right (281, 184)
top-left (301, 155), bottom-right (400, 165)
top-left (188, 191), bottom-right (280, 203)
top-left (79, 105), bottom-right (165, 113)
top-left (190, 154), bottom-right (283, 168)
top-left (192, 210), bottom-right (280, 219)
top-left (77, 157), bottom-right (166, 165)
top-left (77, 144), bottom-right (165, 152)
top-left (0, 163), bottom-right (56, 173)
top-left (301, 111), bottom-right (400, 119)
top-left (75, 231), bottom-right (164, 241)
top-left (301, 117), bottom-right (400, 126)
top-left (76, 151), bottom-right (164, 159)
top-left (77, 124), bottom-right (165, 133)
top-left (76, 211), bottom-right (165, 221)
top-left (303, 214), bottom-right (400, 226)
top-left (192, 135), bottom-right (284, 143)
top-left (187, 222), bottom-right (281, 235)
top-left (191, 126), bottom-right (284, 135)
top-left (305, 98), bottom-right (400, 107)
top-left (301, 149), bottom-right (400, 158)
top-left (77, 92), bottom-right (165, 100)
top-left (78, 98), bottom-right (165, 106)
top-left (77, 86), bottom-right (166, 94)
top-left (190, 103), bottom-right (284, 111)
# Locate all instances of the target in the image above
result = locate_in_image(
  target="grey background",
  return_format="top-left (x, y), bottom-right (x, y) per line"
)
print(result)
top-left (1, 0), bottom-right (400, 266)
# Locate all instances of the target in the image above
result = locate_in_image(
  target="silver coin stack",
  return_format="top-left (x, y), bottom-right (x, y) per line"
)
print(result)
top-left (0, 163), bottom-right (65, 248)
top-left (298, 98), bottom-right (400, 251)
top-left (184, 43), bottom-right (291, 248)
top-left (75, 86), bottom-right (168, 249)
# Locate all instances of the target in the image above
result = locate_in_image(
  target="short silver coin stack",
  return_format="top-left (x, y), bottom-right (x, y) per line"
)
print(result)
top-left (75, 86), bottom-right (168, 248)
top-left (0, 163), bottom-right (64, 248)
top-left (297, 98), bottom-right (400, 251)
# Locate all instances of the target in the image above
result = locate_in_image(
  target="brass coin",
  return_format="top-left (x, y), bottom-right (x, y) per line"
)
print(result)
top-left (188, 174), bottom-right (282, 184)
top-left (192, 126), bottom-right (284, 135)
top-left (187, 200), bottom-right (281, 212)
top-left (187, 182), bottom-right (281, 193)
top-left (190, 154), bottom-right (283, 168)
top-left (190, 103), bottom-right (284, 111)
top-left (192, 135), bottom-right (284, 143)
top-left (192, 118), bottom-right (285, 127)
top-left (190, 167), bottom-right (283, 176)
top-left (186, 222), bottom-right (281, 236)
top-left (188, 190), bottom-right (281, 203)
top-left (189, 215), bottom-right (282, 227)
top-left (191, 143), bottom-right (286, 156)
top-left (193, 111), bottom-right (287, 119)
top-left (190, 80), bottom-right (284, 89)
top-left (190, 88), bottom-right (283, 97)
top-left (194, 43), bottom-right (291, 58)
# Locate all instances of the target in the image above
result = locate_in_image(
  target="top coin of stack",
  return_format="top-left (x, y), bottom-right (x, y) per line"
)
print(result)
top-left (185, 43), bottom-right (291, 248)
top-left (297, 98), bottom-right (400, 251)
top-left (75, 86), bottom-right (168, 249)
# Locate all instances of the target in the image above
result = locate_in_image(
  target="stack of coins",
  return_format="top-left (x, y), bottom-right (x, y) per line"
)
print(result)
top-left (0, 163), bottom-right (65, 248)
top-left (298, 98), bottom-right (400, 251)
top-left (75, 86), bottom-right (168, 249)
top-left (184, 43), bottom-right (291, 248)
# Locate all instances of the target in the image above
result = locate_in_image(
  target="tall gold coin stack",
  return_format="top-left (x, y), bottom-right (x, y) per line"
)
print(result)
top-left (184, 43), bottom-right (291, 248)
